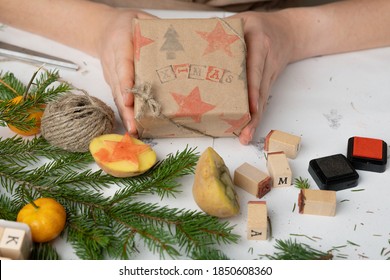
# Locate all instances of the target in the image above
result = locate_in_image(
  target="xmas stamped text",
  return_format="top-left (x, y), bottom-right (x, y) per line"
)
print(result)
top-left (156, 63), bottom-right (239, 84)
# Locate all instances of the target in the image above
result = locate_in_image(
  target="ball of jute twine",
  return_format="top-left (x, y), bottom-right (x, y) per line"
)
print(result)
top-left (41, 92), bottom-right (115, 152)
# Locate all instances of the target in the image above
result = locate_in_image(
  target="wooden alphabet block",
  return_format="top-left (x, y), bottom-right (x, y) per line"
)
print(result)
top-left (265, 130), bottom-right (301, 159)
top-left (234, 163), bottom-right (271, 198)
top-left (0, 220), bottom-right (32, 260)
top-left (247, 201), bottom-right (268, 240)
top-left (298, 189), bottom-right (336, 216)
top-left (266, 152), bottom-right (292, 187)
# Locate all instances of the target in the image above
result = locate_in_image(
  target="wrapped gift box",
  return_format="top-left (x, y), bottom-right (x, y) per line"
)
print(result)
top-left (132, 18), bottom-right (250, 138)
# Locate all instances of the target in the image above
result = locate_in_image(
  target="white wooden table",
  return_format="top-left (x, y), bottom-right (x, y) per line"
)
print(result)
top-left (1, 9), bottom-right (390, 261)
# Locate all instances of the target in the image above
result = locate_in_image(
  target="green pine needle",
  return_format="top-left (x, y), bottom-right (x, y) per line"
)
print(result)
top-left (30, 242), bottom-right (60, 260)
top-left (0, 69), bottom-right (71, 132)
top-left (0, 71), bottom-right (26, 99)
top-left (262, 239), bottom-right (333, 260)
top-left (0, 136), bottom-right (239, 260)
top-left (294, 177), bottom-right (311, 189)
top-left (190, 247), bottom-right (230, 260)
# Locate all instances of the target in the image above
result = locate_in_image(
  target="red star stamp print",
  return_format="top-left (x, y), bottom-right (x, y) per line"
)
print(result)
top-left (196, 22), bottom-right (240, 57)
top-left (134, 23), bottom-right (154, 61)
top-left (171, 86), bottom-right (216, 123)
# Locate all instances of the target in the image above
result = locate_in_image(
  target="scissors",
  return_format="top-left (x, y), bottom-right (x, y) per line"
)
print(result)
top-left (0, 41), bottom-right (79, 71)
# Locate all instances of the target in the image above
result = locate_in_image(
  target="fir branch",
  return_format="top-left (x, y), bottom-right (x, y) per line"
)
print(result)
top-left (262, 239), bottom-right (333, 260)
top-left (0, 69), bottom-right (72, 131)
top-left (66, 214), bottom-right (113, 260)
top-left (30, 69), bottom-right (61, 95)
top-left (31, 243), bottom-right (60, 260)
top-left (23, 65), bottom-right (44, 99)
top-left (0, 136), bottom-right (239, 260)
top-left (294, 177), bottom-right (311, 189)
top-left (0, 71), bottom-right (25, 99)
top-left (175, 209), bottom-right (239, 254)
top-left (0, 154), bottom-right (106, 203)
top-left (112, 202), bottom-right (179, 258)
top-left (0, 135), bottom-right (73, 162)
top-left (0, 99), bottom-right (37, 131)
top-left (26, 69), bottom-right (72, 105)
top-left (190, 247), bottom-right (230, 260)
top-left (110, 146), bottom-right (199, 203)
top-left (104, 202), bottom-right (239, 259)
top-left (0, 136), bottom-right (43, 165)
top-left (0, 194), bottom-right (18, 221)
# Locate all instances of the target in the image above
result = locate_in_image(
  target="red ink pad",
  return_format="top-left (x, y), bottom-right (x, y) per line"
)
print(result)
top-left (308, 154), bottom-right (359, 191)
top-left (347, 136), bottom-right (387, 173)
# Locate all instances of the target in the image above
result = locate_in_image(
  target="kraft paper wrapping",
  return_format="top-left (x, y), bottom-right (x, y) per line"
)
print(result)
top-left (132, 18), bottom-right (250, 138)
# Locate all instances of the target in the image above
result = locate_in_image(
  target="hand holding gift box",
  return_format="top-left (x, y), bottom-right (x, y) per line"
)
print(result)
top-left (132, 18), bottom-right (250, 138)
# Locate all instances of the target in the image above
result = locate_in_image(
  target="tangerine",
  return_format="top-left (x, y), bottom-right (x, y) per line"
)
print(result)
top-left (7, 95), bottom-right (45, 136)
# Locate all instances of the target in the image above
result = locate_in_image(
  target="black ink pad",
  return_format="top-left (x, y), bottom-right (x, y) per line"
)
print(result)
top-left (308, 154), bottom-right (359, 191)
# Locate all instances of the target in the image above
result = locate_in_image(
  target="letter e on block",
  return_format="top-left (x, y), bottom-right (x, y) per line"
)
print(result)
top-left (298, 189), bottom-right (336, 216)
top-left (234, 163), bottom-right (271, 198)
top-left (266, 152), bottom-right (292, 187)
top-left (247, 201), bottom-right (267, 240)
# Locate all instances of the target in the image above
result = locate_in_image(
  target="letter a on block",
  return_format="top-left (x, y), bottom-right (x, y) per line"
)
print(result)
top-left (247, 201), bottom-right (267, 240)
top-left (250, 229), bottom-right (263, 238)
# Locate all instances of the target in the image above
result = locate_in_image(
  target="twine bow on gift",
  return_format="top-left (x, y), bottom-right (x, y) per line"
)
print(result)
top-left (129, 82), bottom-right (161, 120)
top-left (128, 82), bottom-right (215, 138)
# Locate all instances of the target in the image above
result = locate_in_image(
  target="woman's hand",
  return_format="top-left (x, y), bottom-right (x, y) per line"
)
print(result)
top-left (229, 11), bottom-right (294, 145)
top-left (0, 1), bottom-right (154, 137)
top-left (98, 9), bottom-right (295, 142)
top-left (97, 9), bottom-right (156, 136)
top-left (95, 8), bottom-right (297, 143)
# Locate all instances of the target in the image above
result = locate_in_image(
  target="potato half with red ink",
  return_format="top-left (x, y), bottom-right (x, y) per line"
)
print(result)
top-left (89, 133), bottom-right (157, 177)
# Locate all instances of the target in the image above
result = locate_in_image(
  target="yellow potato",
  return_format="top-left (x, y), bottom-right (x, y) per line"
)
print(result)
top-left (192, 147), bottom-right (240, 218)
top-left (89, 133), bottom-right (157, 177)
